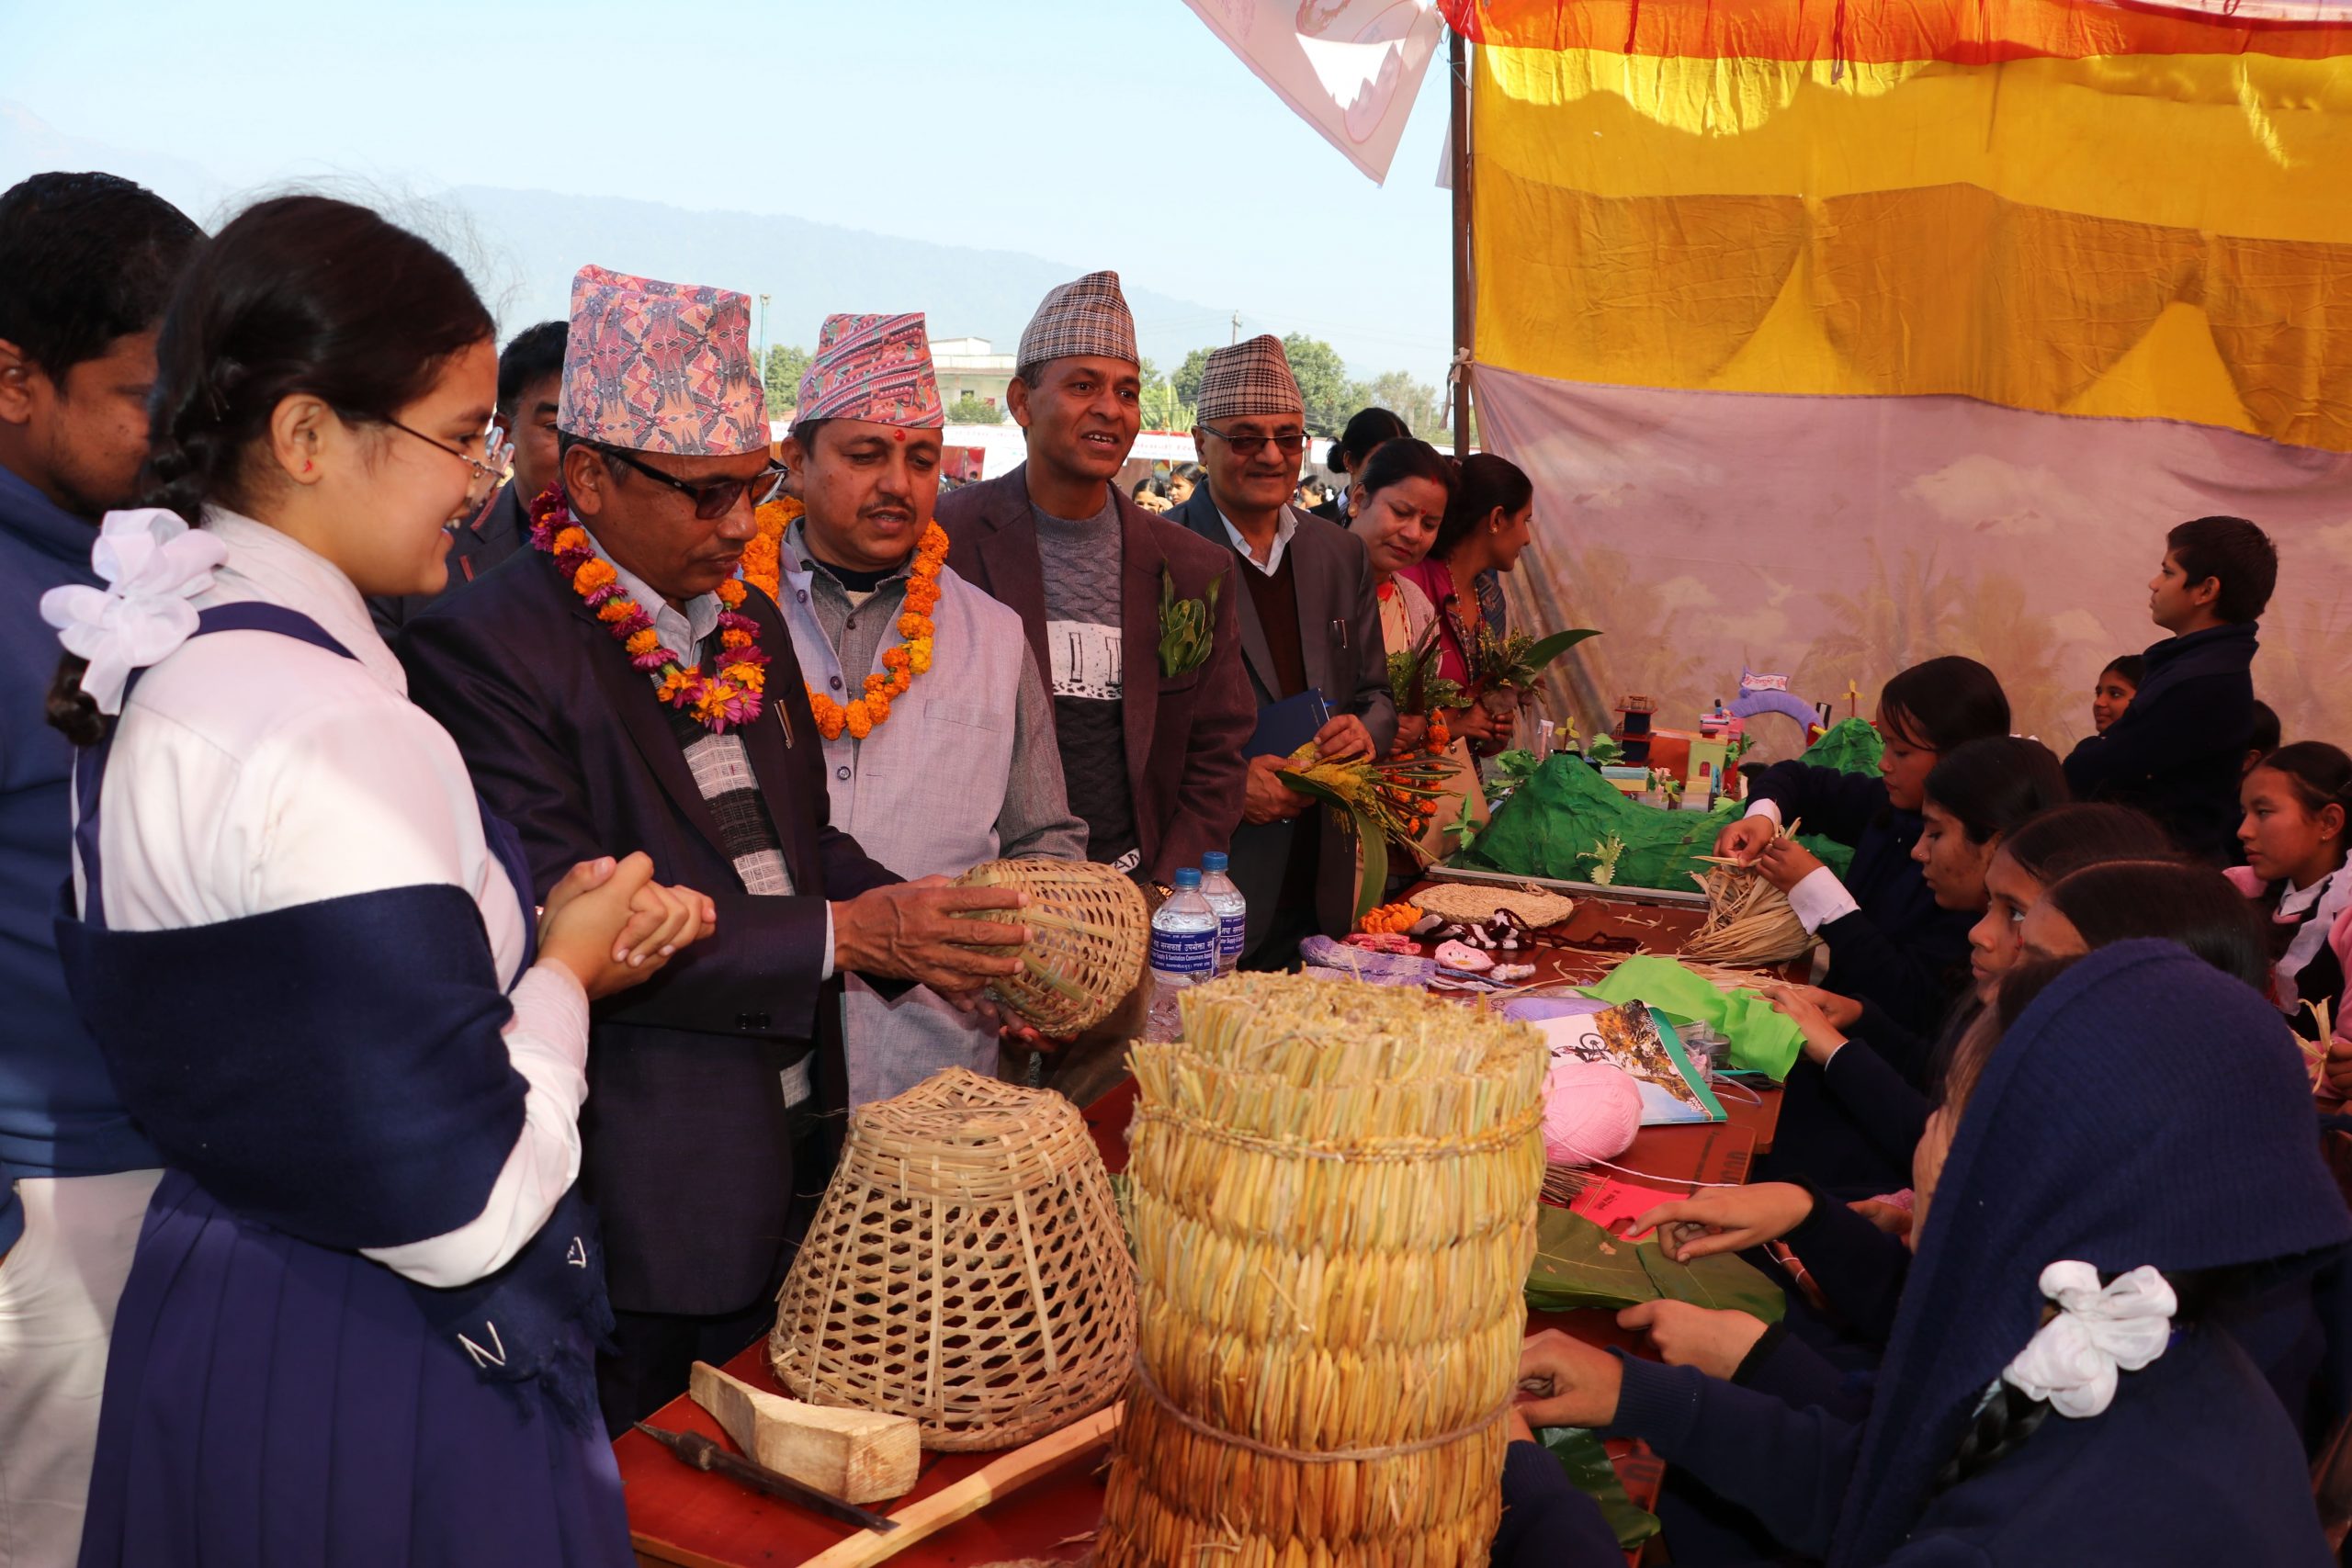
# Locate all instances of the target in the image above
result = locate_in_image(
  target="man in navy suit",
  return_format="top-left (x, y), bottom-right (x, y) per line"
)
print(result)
top-left (401, 265), bottom-right (1025, 1431)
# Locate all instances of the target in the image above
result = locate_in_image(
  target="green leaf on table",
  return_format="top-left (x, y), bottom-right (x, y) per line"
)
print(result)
top-left (1637, 1236), bottom-right (1786, 1322)
top-left (1525, 1209), bottom-right (1656, 1314)
top-left (1538, 1426), bottom-right (1662, 1551)
top-left (1524, 1207), bottom-right (1784, 1322)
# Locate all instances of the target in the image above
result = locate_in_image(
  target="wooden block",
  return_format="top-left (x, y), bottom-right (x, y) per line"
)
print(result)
top-left (688, 1361), bottom-right (920, 1506)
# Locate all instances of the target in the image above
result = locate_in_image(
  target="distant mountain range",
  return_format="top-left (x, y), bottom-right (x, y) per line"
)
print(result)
top-left (0, 102), bottom-right (1338, 371)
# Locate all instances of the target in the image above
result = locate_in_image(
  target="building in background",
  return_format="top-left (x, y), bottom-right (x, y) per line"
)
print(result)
top-left (930, 335), bottom-right (1016, 414)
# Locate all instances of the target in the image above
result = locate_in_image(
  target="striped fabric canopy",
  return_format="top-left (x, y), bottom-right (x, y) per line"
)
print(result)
top-left (1444, 0), bottom-right (2352, 451)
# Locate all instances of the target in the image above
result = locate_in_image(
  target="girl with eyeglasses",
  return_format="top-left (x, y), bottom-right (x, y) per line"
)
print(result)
top-left (42, 195), bottom-right (710, 1567)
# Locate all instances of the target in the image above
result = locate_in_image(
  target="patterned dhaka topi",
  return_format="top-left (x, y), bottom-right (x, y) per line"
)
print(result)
top-left (556, 263), bottom-right (766, 457)
top-left (1015, 270), bottom-right (1138, 369)
top-left (795, 313), bottom-right (944, 428)
top-left (1196, 333), bottom-right (1304, 423)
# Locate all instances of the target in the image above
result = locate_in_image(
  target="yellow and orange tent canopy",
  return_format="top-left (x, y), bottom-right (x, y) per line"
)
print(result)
top-left (1442, 0), bottom-right (2352, 451)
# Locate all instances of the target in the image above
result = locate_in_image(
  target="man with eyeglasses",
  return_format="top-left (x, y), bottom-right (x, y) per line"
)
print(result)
top-left (1166, 335), bottom-right (1395, 966)
top-left (401, 265), bottom-right (1029, 1432)
top-left (935, 272), bottom-right (1253, 935)
top-left (770, 311), bottom-right (1083, 1105)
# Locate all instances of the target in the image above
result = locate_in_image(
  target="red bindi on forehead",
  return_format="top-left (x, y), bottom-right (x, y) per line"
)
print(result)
top-left (892, 429), bottom-right (906, 443)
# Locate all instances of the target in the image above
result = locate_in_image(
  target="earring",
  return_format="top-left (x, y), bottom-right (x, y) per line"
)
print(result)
top-left (303, 460), bottom-right (314, 473)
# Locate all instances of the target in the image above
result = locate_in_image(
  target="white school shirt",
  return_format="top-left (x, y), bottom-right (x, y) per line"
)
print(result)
top-left (88, 510), bottom-right (589, 1290)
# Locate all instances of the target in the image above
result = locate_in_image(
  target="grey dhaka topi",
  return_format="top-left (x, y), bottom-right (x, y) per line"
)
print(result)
top-left (1017, 271), bottom-right (1138, 370)
top-left (1196, 334), bottom-right (1303, 423)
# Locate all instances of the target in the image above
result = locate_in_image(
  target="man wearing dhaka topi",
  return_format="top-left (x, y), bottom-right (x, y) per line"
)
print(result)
top-left (764, 311), bottom-right (1084, 1107)
top-left (401, 265), bottom-right (1030, 1432)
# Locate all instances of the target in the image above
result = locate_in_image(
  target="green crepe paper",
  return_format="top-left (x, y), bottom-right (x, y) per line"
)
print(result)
top-left (1583, 956), bottom-right (1805, 1081)
top-left (1455, 755), bottom-right (1854, 891)
top-left (1525, 1206), bottom-right (1786, 1322)
top-left (1537, 1426), bottom-right (1661, 1551)
top-left (1801, 715), bottom-right (1885, 775)
top-left (1459, 716), bottom-right (1885, 892)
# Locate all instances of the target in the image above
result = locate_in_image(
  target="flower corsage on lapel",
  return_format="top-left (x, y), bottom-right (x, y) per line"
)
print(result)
top-left (1156, 565), bottom-right (1218, 679)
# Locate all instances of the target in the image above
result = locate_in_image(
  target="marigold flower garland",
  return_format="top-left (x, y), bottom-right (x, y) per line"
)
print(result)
top-left (743, 496), bottom-right (945, 742)
top-left (529, 485), bottom-right (768, 734)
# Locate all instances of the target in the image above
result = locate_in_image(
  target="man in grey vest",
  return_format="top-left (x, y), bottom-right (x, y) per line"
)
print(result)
top-left (1166, 335), bottom-right (1395, 965)
top-left (774, 313), bottom-right (1086, 1105)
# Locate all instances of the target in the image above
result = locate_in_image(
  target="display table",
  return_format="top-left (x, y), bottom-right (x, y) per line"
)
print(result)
top-left (621, 890), bottom-right (1787, 1567)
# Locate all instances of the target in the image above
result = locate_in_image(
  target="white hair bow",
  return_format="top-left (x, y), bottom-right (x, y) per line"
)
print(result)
top-left (38, 509), bottom-right (229, 716)
top-left (2001, 1260), bottom-right (2177, 1418)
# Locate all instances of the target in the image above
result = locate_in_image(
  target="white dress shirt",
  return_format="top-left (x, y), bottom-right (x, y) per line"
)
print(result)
top-left (1741, 795), bottom-right (1863, 931)
top-left (1218, 504), bottom-right (1300, 577)
top-left (90, 510), bottom-right (590, 1289)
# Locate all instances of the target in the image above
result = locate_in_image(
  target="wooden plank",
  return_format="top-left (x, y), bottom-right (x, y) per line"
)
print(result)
top-left (688, 1362), bottom-right (920, 1506)
top-left (794, 1405), bottom-right (1122, 1568)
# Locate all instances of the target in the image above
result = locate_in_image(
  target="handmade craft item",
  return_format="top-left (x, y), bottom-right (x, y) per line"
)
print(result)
top-left (1411, 882), bottom-right (1577, 928)
top-left (1098, 975), bottom-right (1548, 1564)
top-left (769, 1068), bottom-right (1136, 1451)
top-left (1683, 856), bottom-right (1813, 967)
top-left (950, 858), bottom-right (1148, 1035)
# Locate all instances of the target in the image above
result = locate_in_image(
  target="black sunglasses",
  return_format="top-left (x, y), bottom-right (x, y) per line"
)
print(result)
top-left (594, 444), bottom-right (784, 521)
top-left (1198, 423), bottom-right (1309, 458)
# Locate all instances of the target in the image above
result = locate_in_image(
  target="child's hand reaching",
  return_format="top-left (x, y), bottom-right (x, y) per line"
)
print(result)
top-left (1617, 1301), bottom-right (1770, 1381)
top-left (1764, 984), bottom-right (1849, 1066)
top-left (1754, 835), bottom-right (1826, 893)
top-left (1632, 1182), bottom-right (1817, 1261)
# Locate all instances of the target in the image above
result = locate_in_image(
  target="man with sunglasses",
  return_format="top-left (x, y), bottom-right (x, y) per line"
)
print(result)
top-left (1166, 335), bottom-right (1395, 966)
top-left (401, 265), bottom-right (1028, 1432)
top-left (935, 272), bottom-right (1253, 931)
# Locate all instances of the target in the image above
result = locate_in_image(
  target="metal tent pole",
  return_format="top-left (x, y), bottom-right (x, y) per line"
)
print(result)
top-left (1449, 24), bottom-right (1474, 457)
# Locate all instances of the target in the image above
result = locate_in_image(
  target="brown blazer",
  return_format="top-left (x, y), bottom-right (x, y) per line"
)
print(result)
top-left (935, 464), bottom-right (1253, 886)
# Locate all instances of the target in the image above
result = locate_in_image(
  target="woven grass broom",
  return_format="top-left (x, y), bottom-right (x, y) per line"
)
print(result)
top-left (1096, 975), bottom-right (1548, 1565)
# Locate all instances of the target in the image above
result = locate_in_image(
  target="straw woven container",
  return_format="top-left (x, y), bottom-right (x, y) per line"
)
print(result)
top-left (955, 858), bottom-right (1148, 1035)
top-left (1098, 976), bottom-right (1549, 1565)
top-left (1682, 863), bottom-right (1813, 965)
top-left (768, 1067), bottom-right (1136, 1451)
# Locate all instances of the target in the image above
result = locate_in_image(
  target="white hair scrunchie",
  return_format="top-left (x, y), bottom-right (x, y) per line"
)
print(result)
top-left (2000, 1260), bottom-right (2177, 1418)
top-left (38, 509), bottom-right (229, 716)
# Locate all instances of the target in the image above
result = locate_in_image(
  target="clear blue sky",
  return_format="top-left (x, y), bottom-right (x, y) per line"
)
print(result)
top-left (0, 0), bottom-right (1458, 380)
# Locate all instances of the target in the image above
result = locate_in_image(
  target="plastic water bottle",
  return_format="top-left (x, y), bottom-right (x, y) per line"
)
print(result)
top-left (1198, 852), bottom-right (1248, 976)
top-left (1145, 868), bottom-right (1219, 1041)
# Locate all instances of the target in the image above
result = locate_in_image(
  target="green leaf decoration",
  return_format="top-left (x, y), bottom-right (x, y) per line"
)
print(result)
top-left (1538, 1426), bottom-right (1662, 1551)
top-left (1278, 772), bottom-right (1388, 920)
top-left (1524, 1207), bottom-right (1785, 1322)
top-left (1521, 626), bottom-right (1601, 671)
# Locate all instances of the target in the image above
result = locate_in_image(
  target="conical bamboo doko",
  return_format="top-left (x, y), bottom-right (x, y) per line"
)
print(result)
top-left (1097, 976), bottom-right (1548, 1565)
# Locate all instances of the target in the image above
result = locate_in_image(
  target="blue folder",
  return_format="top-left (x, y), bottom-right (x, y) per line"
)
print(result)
top-left (1247, 687), bottom-right (1332, 759)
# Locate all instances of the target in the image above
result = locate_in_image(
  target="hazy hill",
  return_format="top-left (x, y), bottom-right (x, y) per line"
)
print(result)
top-left (1, 103), bottom-right (1272, 367)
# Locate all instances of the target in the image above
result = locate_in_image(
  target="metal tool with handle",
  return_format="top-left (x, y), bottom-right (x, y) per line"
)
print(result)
top-left (633, 1423), bottom-right (899, 1534)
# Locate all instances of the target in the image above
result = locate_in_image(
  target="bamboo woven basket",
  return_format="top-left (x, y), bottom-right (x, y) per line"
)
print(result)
top-left (768, 1067), bottom-right (1136, 1451)
top-left (1097, 976), bottom-right (1549, 1566)
top-left (955, 858), bottom-right (1148, 1035)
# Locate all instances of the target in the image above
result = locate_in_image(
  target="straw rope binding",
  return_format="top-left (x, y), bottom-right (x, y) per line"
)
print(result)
top-left (1097, 976), bottom-right (1549, 1565)
top-left (769, 1067), bottom-right (1136, 1451)
top-left (955, 858), bottom-right (1148, 1035)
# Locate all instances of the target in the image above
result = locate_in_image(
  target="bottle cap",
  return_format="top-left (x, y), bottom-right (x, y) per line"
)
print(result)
top-left (1172, 867), bottom-right (1203, 888)
top-left (1201, 852), bottom-right (1228, 873)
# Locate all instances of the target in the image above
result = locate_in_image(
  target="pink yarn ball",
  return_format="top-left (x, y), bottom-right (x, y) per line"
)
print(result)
top-left (1541, 1057), bottom-right (1643, 1167)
